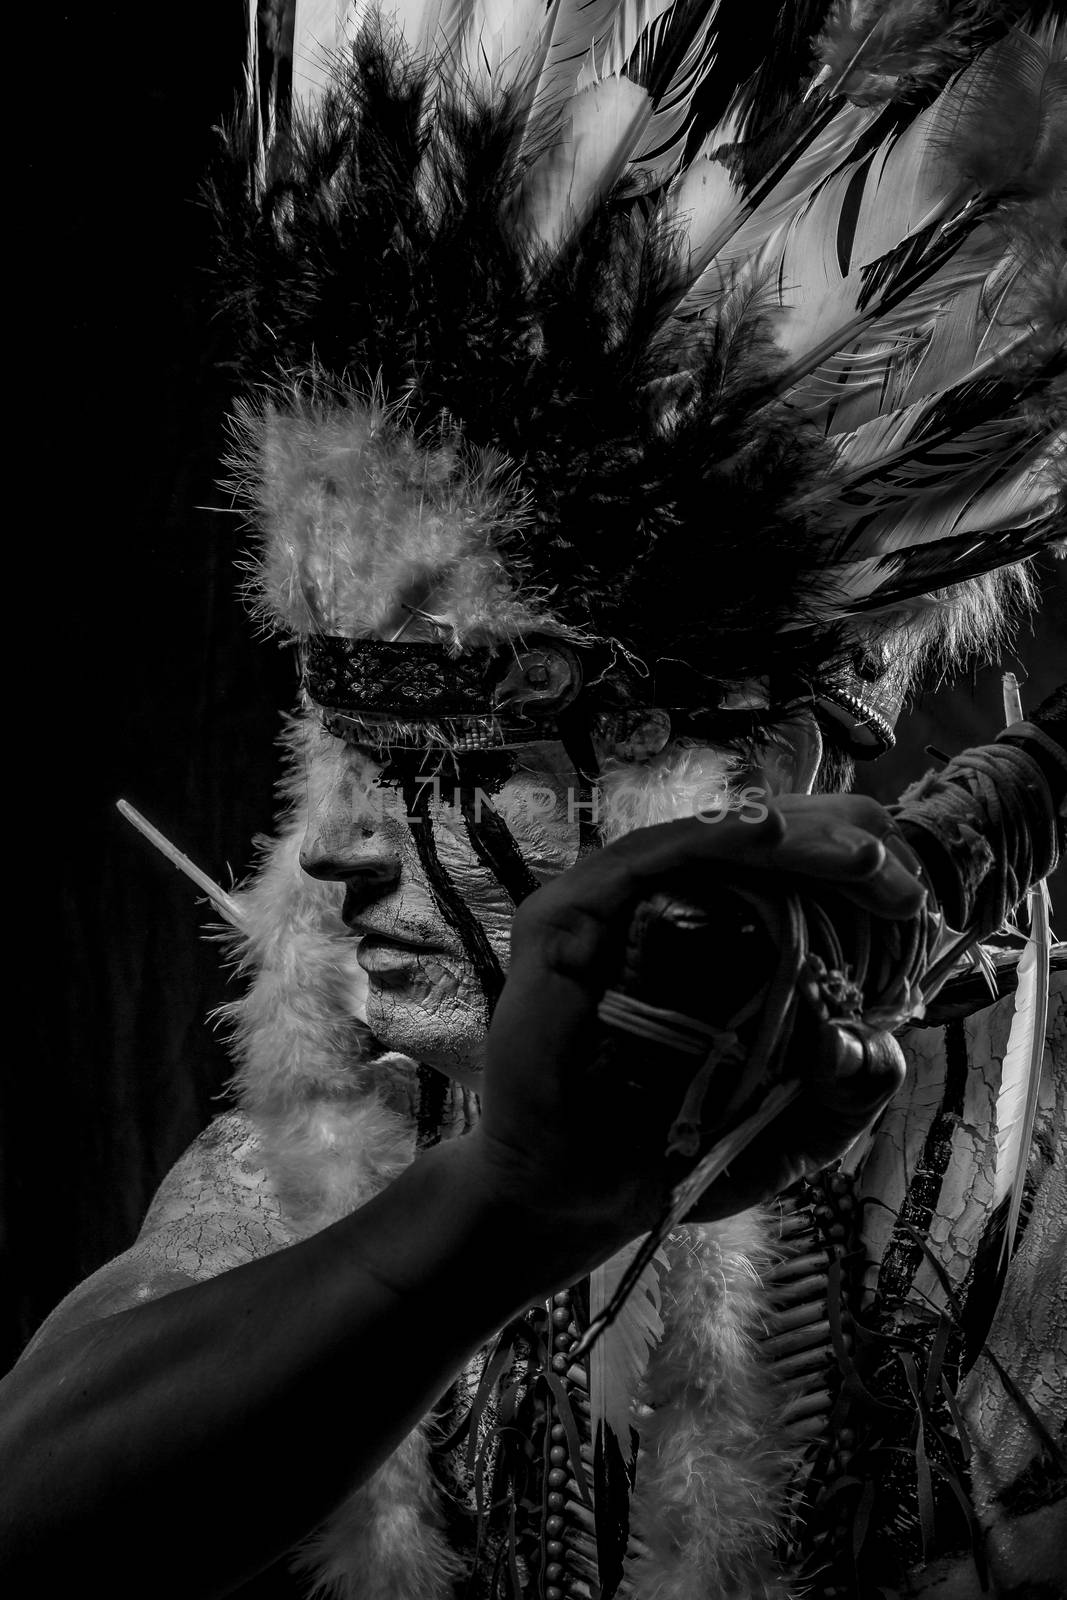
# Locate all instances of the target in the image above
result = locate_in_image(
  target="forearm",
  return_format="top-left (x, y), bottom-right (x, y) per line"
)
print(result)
top-left (0, 1137), bottom-right (580, 1599)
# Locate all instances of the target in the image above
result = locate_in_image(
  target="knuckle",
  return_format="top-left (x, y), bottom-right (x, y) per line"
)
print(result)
top-left (840, 794), bottom-right (889, 831)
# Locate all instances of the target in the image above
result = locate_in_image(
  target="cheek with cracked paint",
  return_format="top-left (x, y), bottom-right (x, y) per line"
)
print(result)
top-left (496, 744), bottom-right (584, 880)
top-left (360, 748), bottom-right (580, 1079)
top-left (362, 944), bottom-right (491, 1077)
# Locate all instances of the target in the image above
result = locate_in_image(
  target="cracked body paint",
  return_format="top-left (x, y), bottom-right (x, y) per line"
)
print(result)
top-left (856, 980), bottom-right (1063, 1320)
top-left (22, 1113), bottom-right (293, 1357)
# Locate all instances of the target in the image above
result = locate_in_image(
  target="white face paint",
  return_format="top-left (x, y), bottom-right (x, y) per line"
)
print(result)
top-left (299, 704), bottom-right (821, 1079)
top-left (299, 737), bottom-right (581, 1079)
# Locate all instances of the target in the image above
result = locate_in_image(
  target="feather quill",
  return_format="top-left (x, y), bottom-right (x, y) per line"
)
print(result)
top-left (842, 429), bottom-right (1059, 559)
top-left (822, 337), bottom-right (1058, 503)
top-left (674, 99), bottom-right (877, 317)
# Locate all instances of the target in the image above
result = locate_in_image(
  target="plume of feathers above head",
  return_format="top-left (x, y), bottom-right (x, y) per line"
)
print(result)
top-left (224, 380), bottom-right (552, 649)
top-left (211, 0), bottom-right (1066, 724)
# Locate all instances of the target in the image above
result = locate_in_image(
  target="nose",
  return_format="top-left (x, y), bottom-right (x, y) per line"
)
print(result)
top-left (298, 754), bottom-right (402, 890)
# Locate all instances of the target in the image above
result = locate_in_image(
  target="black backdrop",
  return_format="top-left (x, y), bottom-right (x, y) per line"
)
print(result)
top-left (7, 5), bottom-right (286, 1366)
top-left (6, 5), bottom-right (1064, 1367)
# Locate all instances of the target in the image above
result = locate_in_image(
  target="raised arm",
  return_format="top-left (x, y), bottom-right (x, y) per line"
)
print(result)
top-left (0, 799), bottom-right (915, 1599)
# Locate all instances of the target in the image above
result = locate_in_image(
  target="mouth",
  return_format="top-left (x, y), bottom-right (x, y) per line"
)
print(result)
top-left (349, 928), bottom-right (438, 952)
top-left (341, 889), bottom-right (444, 947)
top-left (344, 900), bottom-right (454, 961)
top-left (354, 931), bottom-right (457, 982)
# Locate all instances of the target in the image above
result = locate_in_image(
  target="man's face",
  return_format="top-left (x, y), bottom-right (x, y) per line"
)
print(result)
top-left (298, 691), bottom-right (822, 1079)
top-left (300, 731), bottom-right (582, 1078)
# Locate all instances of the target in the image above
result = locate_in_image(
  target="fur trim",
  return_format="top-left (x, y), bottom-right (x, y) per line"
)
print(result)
top-left (217, 712), bottom-right (471, 1599)
top-left (862, 560), bottom-right (1039, 702)
top-left (628, 1215), bottom-right (797, 1600)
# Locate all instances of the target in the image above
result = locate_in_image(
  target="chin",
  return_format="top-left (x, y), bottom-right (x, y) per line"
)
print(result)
top-left (364, 983), bottom-right (489, 1077)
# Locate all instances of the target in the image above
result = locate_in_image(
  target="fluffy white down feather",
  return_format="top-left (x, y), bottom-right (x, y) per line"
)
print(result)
top-left (629, 1218), bottom-right (797, 1600)
top-left (290, 1430), bottom-right (462, 1600)
top-left (227, 385), bottom-right (553, 650)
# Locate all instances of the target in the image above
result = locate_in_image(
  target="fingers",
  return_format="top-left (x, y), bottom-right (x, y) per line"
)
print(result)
top-left (769, 798), bottom-right (925, 920)
top-left (510, 806), bottom-right (787, 977)
top-left (813, 837), bottom-right (926, 920)
top-left (513, 795), bottom-right (925, 986)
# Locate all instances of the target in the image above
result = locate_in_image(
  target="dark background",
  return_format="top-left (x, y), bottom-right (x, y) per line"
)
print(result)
top-left (5, 6), bottom-right (1064, 1367)
top-left (7, 4), bottom-right (285, 1366)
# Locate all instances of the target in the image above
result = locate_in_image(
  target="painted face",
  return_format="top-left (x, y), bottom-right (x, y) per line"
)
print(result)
top-left (299, 732), bottom-right (582, 1080)
top-left (298, 683), bottom-right (822, 1080)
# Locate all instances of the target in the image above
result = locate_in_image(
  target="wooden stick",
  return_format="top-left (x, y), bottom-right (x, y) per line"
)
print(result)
top-left (116, 800), bottom-right (245, 929)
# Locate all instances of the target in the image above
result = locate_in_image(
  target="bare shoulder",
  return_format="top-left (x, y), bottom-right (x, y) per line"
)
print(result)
top-left (137, 1109), bottom-right (285, 1238)
top-left (23, 1112), bottom-right (292, 1357)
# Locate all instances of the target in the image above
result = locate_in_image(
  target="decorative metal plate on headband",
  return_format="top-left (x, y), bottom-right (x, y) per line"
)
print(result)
top-left (304, 635), bottom-right (584, 750)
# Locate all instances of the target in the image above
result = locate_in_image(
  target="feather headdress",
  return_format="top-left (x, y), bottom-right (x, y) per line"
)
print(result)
top-left (214, 0), bottom-right (1065, 759)
top-left (199, 11), bottom-right (1066, 1596)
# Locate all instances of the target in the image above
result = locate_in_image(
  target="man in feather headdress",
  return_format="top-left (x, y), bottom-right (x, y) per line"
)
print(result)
top-left (2, 3), bottom-right (1066, 1598)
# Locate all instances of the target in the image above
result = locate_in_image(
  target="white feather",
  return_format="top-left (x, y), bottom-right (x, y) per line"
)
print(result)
top-left (993, 881), bottom-right (1052, 1263)
top-left (677, 100), bottom-right (878, 317)
top-left (844, 432), bottom-right (1061, 558)
top-left (993, 673), bottom-right (1054, 1266)
top-left (519, 0), bottom-right (726, 247)
top-left (518, 75), bottom-right (652, 251)
top-left (752, 29), bottom-right (1065, 419)
top-left (590, 1241), bottom-right (666, 1465)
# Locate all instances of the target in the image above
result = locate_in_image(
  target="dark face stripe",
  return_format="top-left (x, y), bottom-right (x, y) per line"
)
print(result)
top-left (460, 798), bottom-right (542, 909)
top-left (401, 775), bottom-right (506, 1009)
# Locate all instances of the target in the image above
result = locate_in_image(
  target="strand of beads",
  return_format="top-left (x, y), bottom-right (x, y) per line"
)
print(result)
top-left (772, 1169), bottom-right (864, 1598)
top-left (543, 1287), bottom-right (598, 1600)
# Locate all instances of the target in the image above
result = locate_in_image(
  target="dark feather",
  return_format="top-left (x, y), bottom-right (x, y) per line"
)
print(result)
top-left (207, 25), bottom-right (854, 707)
top-left (208, 4), bottom-right (1066, 721)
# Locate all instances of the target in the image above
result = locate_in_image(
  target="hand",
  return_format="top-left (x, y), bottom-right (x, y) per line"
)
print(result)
top-left (468, 795), bottom-right (917, 1272)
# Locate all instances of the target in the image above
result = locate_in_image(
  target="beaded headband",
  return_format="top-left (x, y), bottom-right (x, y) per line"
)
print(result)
top-left (304, 636), bottom-right (898, 758)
